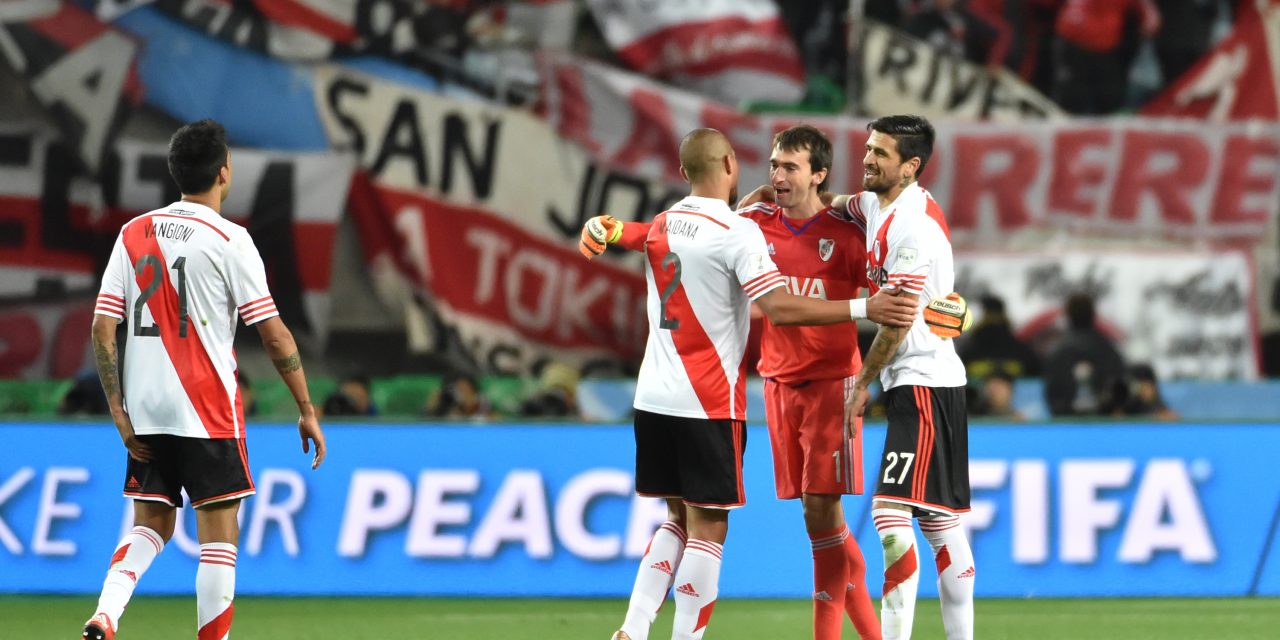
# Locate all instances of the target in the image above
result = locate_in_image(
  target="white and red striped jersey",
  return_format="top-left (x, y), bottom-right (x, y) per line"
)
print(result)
top-left (845, 185), bottom-right (966, 390)
top-left (634, 196), bottom-right (786, 420)
top-left (95, 202), bottom-right (278, 439)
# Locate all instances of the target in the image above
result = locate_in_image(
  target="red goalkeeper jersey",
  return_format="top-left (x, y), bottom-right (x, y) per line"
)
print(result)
top-left (740, 202), bottom-right (869, 384)
top-left (619, 202), bottom-right (869, 384)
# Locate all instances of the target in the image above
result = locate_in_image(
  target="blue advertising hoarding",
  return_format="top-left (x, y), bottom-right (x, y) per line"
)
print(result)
top-left (1, 421), bottom-right (1277, 598)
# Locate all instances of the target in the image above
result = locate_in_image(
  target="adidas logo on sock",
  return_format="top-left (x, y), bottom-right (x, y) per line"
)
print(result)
top-left (957, 566), bottom-right (976, 579)
top-left (813, 591), bottom-right (834, 601)
top-left (676, 583), bottom-right (699, 597)
top-left (121, 570), bottom-right (138, 583)
top-left (650, 560), bottom-right (674, 575)
top-left (126, 476), bottom-right (141, 489)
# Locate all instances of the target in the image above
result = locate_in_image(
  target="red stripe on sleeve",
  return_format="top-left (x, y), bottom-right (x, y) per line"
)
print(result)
top-left (743, 276), bottom-right (786, 298)
top-left (238, 296), bottom-right (272, 310)
top-left (241, 306), bottom-right (278, 324)
top-left (741, 269), bottom-right (782, 290)
top-left (240, 301), bottom-right (275, 315)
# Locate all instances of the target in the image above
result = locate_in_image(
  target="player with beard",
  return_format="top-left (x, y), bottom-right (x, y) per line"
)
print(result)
top-left (583, 125), bottom-right (910, 640)
top-left (832, 115), bottom-right (975, 640)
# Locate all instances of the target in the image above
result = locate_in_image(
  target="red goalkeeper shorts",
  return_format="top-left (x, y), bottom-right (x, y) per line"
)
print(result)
top-left (764, 376), bottom-right (863, 500)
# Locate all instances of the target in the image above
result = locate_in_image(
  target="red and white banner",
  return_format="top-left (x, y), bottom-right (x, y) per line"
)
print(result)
top-left (584, 0), bottom-right (805, 105)
top-left (1142, 0), bottom-right (1280, 121)
top-left (541, 55), bottom-right (1280, 244)
top-left (315, 65), bottom-right (660, 373)
top-left (95, 0), bottom-right (475, 63)
top-left (0, 1), bottom-right (143, 174)
top-left (956, 250), bottom-right (1260, 380)
top-left (0, 125), bottom-right (353, 377)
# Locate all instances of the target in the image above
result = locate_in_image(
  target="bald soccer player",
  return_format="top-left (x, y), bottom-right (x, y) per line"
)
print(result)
top-left (606, 129), bottom-right (915, 640)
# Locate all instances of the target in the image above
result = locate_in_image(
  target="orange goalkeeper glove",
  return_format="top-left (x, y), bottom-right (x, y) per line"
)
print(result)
top-left (579, 215), bottom-right (623, 259)
top-left (923, 292), bottom-right (972, 339)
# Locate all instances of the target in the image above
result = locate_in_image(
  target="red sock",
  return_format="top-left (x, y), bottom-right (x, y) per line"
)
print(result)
top-left (810, 525), bottom-right (849, 640)
top-left (844, 530), bottom-right (882, 639)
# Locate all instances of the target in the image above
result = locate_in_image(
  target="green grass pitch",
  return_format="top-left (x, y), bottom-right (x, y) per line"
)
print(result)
top-left (9, 595), bottom-right (1277, 639)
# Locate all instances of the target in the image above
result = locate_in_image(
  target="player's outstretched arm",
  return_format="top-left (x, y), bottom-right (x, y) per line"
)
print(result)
top-left (754, 287), bottom-right (914, 327)
top-left (92, 314), bottom-right (151, 462)
top-left (580, 216), bottom-right (650, 257)
top-left (255, 317), bottom-right (326, 469)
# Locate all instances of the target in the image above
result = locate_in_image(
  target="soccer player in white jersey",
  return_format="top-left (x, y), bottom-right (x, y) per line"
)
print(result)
top-left (832, 115), bottom-right (975, 640)
top-left (587, 125), bottom-right (914, 640)
top-left (82, 120), bottom-right (326, 640)
top-left (605, 129), bottom-right (916, 640)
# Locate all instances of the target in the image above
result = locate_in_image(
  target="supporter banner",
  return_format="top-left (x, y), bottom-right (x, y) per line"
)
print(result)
top-left (583, 0), bottom-right (805, 105)
top-left (1, 421), bottom-right (1278, 598)
top-left (855, 20), bottom-right (1063, 121)
top-left (129, 0), bottom-right (333, 61)
top-left (1142, 0), bottom-right (1280, 120)
top-left (955, 250), bottom-right (1260, 380)
top-left (0, 125), bottom-right (354, 373)
top-left (315, 65), bottom-right (676, 373)
top-left (541, 56), bottom-right (1280, 243)
top-left (0, 1), bottom-right (142, 174)
top-left (109, 7), bottom-right (330, 150)
top-left (100, 0), bottom-right (471, 65)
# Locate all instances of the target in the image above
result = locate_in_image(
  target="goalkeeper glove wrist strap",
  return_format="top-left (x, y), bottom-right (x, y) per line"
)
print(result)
top-left (849, 298), bottom-right (867, 321)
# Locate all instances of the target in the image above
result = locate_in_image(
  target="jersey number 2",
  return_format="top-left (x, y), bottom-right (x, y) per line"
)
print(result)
top-left (134, 254), bottom-right (189, 338)
top-left (658, 252), bottom-right (682, 330)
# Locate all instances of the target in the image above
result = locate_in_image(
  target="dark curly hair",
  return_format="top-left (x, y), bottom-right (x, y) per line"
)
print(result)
top-left (167, 119), bottom-right (228, 195)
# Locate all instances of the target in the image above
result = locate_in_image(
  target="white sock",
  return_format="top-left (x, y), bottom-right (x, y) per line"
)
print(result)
top-left (671, 538), bottom-right (722, 640)
top-left (196, 543), bottom-right (237, 640)
top-left (94, 525), bottom-right (166, 631)
top-left (874, 508), bottom-right (919, 640)
top-left (920, 515), bottom-right (975, 640)
top-left (620, 521), bottom-right (686, 640)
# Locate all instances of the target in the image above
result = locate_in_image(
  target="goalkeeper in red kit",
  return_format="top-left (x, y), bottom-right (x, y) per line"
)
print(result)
top-left (586, 125), bottom-right (903, 640)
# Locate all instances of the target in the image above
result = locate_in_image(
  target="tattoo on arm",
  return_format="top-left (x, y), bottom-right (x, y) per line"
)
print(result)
top-left (92, 337), bottom-right (122, 405)
top-left (273, 351), bottom-right (302, 374)
top-left (856, 325), bottom-right (909, 386)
